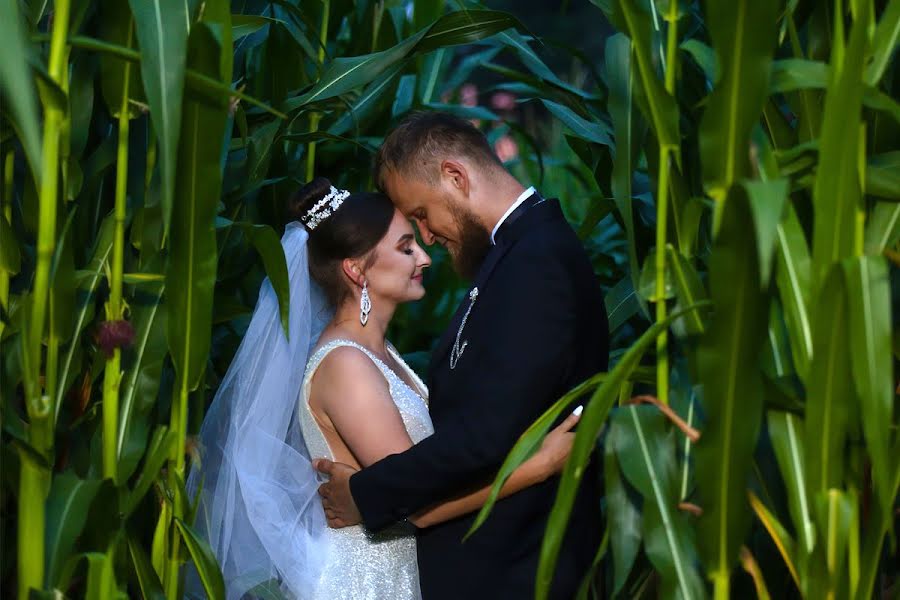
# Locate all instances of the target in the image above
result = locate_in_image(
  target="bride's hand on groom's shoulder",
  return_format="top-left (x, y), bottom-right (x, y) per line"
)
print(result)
top-left (314, 459), bottom-right (363, 528)
top-left (531, 407), bottom-right (583, 481)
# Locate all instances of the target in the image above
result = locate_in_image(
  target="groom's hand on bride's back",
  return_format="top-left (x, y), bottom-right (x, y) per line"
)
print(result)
top-left (314, 459), bottom-right (363, 528)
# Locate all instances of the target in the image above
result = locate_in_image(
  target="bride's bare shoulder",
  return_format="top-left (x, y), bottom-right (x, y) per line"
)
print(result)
top-left (310, 344), bottom-right (387, 396)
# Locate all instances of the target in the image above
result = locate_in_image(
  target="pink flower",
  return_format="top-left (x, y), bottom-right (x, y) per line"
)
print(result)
top-left (490, 91), bottom-right (517, 111)
top-left (494, 135), bottom-right (519, 163)
top-left (460, 83), bottom-right (478, 107)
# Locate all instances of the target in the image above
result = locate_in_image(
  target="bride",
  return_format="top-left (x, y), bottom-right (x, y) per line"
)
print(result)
top-left (188, 178), bottom-right (580, 599)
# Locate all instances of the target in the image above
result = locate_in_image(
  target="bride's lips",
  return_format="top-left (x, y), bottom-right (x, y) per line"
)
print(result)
top-left (411, 274), bottom-right (424, 282)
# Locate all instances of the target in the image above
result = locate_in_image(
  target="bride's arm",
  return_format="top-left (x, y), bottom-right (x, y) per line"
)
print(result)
top-left (408, 409), bottom-right (581, 529)
top-left (314, 347), bottom-right (582, 529)
top-left (312, 347), bottom-right (417, 467)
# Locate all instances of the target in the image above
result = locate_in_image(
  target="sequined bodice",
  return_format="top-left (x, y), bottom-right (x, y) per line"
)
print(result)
top-left (299, 339), bottom-right (433, 600)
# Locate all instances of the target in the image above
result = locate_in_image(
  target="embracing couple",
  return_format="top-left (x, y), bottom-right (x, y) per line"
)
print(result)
top-left (189, 112), bottom-right (609, 600)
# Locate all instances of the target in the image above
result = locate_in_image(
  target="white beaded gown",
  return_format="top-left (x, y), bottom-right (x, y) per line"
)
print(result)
top-left (298, 339), bottom-right (434, 600)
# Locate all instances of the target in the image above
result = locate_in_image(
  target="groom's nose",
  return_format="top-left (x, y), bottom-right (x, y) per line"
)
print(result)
top-left (414, 219), bottom-right (435, 245)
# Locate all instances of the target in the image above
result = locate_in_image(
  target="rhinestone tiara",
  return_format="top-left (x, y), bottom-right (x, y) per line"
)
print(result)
top-left (303, 186), bottom-right (350, 230)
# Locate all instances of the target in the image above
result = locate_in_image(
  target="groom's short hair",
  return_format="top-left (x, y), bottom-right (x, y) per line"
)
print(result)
top-left (374, 111), bottom-right (504, 189)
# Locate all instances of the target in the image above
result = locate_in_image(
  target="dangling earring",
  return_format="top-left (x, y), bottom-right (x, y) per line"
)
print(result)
top-left (360, 281), bottom-right (371, 326)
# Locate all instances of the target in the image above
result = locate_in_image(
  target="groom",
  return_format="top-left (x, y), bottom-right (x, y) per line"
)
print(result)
top-left (315, 112), bottom-right (609, 598)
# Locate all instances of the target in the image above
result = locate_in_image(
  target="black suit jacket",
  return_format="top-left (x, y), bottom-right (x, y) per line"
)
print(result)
top-left (349, 199), bottom-right (609, 599)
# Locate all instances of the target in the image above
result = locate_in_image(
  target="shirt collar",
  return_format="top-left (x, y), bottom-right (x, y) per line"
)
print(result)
top-left (490, 186), bottom-right (536, 245)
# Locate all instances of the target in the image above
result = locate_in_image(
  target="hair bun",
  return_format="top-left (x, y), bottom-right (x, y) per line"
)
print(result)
top-left (287, 177), bottom-right (333, 225)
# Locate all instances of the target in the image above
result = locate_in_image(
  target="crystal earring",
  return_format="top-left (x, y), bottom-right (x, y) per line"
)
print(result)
top-left (360, 281), bottom-right (371, 326)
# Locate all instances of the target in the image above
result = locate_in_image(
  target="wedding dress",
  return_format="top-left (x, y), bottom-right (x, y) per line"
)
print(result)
top-left (298, 339), bottom-right (433, 600)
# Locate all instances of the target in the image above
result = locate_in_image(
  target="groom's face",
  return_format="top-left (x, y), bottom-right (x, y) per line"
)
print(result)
top-left (382, 170), bottom-right (490, 280)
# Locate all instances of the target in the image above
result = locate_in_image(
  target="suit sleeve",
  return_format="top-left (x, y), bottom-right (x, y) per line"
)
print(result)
top-left (350, 240), bottom-right (580, 530)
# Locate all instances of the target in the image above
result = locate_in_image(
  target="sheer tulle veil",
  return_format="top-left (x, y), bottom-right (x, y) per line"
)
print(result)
top-left (186, 222), bottom-right (334, 599)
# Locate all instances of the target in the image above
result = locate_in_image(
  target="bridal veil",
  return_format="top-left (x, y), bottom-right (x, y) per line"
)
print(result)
top-left (186, 222), bottom-right (333, 599)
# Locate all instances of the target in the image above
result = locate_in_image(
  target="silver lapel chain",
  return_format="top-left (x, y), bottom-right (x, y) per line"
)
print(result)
top-left (449, 287), bottom-right (478, 370)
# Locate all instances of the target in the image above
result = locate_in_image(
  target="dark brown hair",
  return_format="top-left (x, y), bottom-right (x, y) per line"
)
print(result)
top-left (287, 177), bottom-right (395, 306)
top-left (373, 111), bottom-right (503, 189)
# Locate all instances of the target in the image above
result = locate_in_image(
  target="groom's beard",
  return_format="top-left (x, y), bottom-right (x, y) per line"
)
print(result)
top-left (448, 203), bottom-right (491, 280)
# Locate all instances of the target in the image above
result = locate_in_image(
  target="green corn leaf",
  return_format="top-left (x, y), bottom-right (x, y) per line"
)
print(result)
top-left (606, 33), bottom-right (646, 310)
top-left (809, 489), bottom-right (854, 599)
top-left (232, 14), bottom-right (274, 40)
top-left (44, 473), bottom-right (104, 587)
top-left (810, 1), bottom-right (871, 291)
top-left (699, 0), bottom-right (779, 205)
top-left (413, 0), bottom-right (444, 36)
top-left (128, 0), bottom-right (190, 238)
top-left (287, 10), bottom-right (522, 109)
top-left (283, 30), bottom-right (427, 112)
top-left (864, 202), bottom-right (900, 254)
top-left (328, 63), bottom-right (404, 137)
top-left (151, 496), bottom-right (170, 580)
top-left (843, 257), bottom-right (894, 522)
top-left (84, 551), bottom-right (118, 599)
top-left (857, 458), bottom-right (900, 599)
top-left (494, 29), bottom-right (594, 99)
top-left (280, 131), bottom-right (375, 153)
top-left (769, 58), bottom-right (829, 94)
top-left (0, 0), bottom-right (42, 181)
top-left (610, 0), bottom-right (679, 149)
top-left (612, 406), bottom-right (705, 600)
top-left (124, 427), bottom-right (175, 516)
top-left (748, 490), bottom-right (800, 588)
top-left (423, 102), bottom-right (499, 121)
top-left (604, 276), bottom-right (642, 333)
top-left (774, 202), bottom-right (813, 381)
top-left (637, 251), bottom-right (674, 302)
top-left (392, 73), bottom-right (417, 117)
top-left (0, 200), bottom-right (21, 276)
top-left (695, 185), bottom-right (769, 588)
top-left (99, 0), bottom-right (144, 119)
top-left (743, 179), bottom-right (788, 286)
top-left (48, 209), bottom-right (77, 344)
top-left (541, 99), bottom-right (612, 146)
top-left (865, 0), bottom-right (900, 85)
top-left (767, 411), bottom-right (815, 556)
top-left (117, 275), bottom-right (167, 482)
top-left (416, 11), bottom-right (523, 53)
top-left (175, 518), bottom-right (226, 600)
top-left (865, 151), bottom-right (900, 200)
top-left (681, 39), bottom-right (717, 81)
top-left (238, 223), bottom-right (290, 338)
top-left (804, 265), bottom-right (852, 498)
top-left (128, 533), bottom-right (166, 600)
top-left (441, 46), bottom-right (501, 95)
top-left (166, 20), bottom-right (230, 393)
top-left (666, 245), bottom-right (708, 337)
top-left (604, 439), bottom-right (641, 595)
top-left (761, 302), bottom-right (803, 413)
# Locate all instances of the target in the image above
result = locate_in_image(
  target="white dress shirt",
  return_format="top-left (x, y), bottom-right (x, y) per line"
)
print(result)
top-left (490, 186), bottom-right (536, 245)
